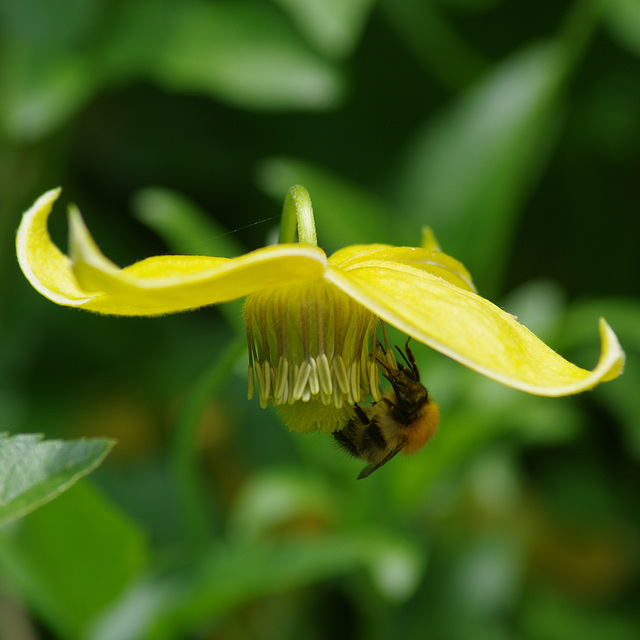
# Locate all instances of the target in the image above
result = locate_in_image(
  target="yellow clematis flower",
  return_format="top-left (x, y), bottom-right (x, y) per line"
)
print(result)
top-left (16, 187), bottom-right (624, 434)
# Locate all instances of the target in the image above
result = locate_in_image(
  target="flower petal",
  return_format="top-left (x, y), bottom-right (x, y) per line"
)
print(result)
top-left (326, 262), bottom-right (624, 395)
top-left (17, 189), bottom-right (328, 316)
top-left (329, 244), bottom-right (475, 293)
top-left (16, 188), bottom-right (98, 306)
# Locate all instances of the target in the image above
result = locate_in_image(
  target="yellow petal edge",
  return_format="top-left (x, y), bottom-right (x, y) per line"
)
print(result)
top-left (16, 188), bottom-right (98, 306)
top-left (17, 189), bottom-right (328, 316)
top-left (327, 263), bottom-right (625, 396)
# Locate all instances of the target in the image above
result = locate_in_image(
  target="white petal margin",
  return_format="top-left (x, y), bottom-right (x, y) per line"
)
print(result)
top-left (16, 188), bottom-right (98, 306)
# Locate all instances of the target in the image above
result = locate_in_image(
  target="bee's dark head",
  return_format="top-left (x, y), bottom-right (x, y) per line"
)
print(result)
top-left (392, 374), bottom-right (429, 412)
top-left (376, 355), bottom-right (430, 415)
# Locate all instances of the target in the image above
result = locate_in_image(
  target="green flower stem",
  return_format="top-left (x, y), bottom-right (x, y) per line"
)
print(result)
top-left (171, 336), bottom-right (247, 553)
top-left (279, 185), bottom-right (317, 245)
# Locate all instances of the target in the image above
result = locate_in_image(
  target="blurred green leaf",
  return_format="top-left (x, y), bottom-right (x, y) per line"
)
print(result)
top-left (257, 156), bottom-right (394, 251)
top-left (131, 186), bottom-right (244, 259)
top-left (561, 299), bottom-right (640, 353)
top-left (0, 433), bottom-right (115, 527)
top-left (364, 532), bottom-right (427, 602)
top-left (606, 0), bottom-right (640, 58)
top-left (0, 0), bottom-right (107, 140)
top-left (0, 481), bottom-right (147, 640)
top-left (94, 535), bottom-right (365, 640)
top-left (0, 0), bottom-right (105, 49)
top-left (93, 523), bottom-right (428, 640)
top-left (0, 0), bottom-right (344, 141)
top-left (271, 0), bottom-right (376, 58)
top-left (523, 585), bottom-right (640, 640)
top-left (225, 469), bottom-right (425, 601)
top-left (381, 0), bottom-right (489, 89)
top-left (389, 392), bottom-right (581, 508)
top-left (500, 279), bottom-right (567, 341)
top-left (437, 0), bottom-right (507, 11)
top-left (148, 0), bottom-right (344, 110)
top-left (226, 469), bottom-right (335, 542)
top-left (446, 534), bottom-right (524, 623)
top-left (170, 337), bottom-right (247, 552)
top-left (0, 46), bottom-right (98, 141)
top-left (561, 298), bottom-right (640, 459)
top-left (395, 41), bottom-right (566, 293)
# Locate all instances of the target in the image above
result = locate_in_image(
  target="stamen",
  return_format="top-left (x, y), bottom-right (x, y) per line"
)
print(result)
top-left (316, 353), bottom-right (333, 395)
top-left (333, 356), bottom-right (350, 395)
top-left (349, 362), bottom-right (359, 404)
top-left (243, 281), bottom-right (380, 433)
top-left (274, 356), bottom-right (289, 405)
top-left (293, 361), bottom-right (311, 401)
top-left (308, 358), bottom-right (320, 395)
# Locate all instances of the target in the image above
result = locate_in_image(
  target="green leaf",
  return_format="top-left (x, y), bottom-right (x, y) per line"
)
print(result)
top-left (561, 298), bottom-right (640, 459)
top-left (149, 0), bottom-right (344, 110)
top-left (606, 0), bottom-right (640, 58)
top-left (152, 538), bottom-right (364, 640)
top-left (395, 41), bottom-right (566, 293)
top-left (92, 529), bottom-right (423, 640)
top-left (0, 0), bottom-right (105, 50)
top-left (271, 0), bottom-right (376, 58)
top-left (91, 537), bottom-right (363, 640)
top-left (0, 47), bottom-right (98, 142)
top-left (0, 433), bottom-right (115, 527)
top-left (93, 470), bottom-right (426, 639)
top-left (0, 0), bottom-right (106, 141)
top-left (0, 481), bottom-right (147, 640)
top-left (131, 187), bottom-right (244, 259)
top-left (0, 0), bottom-right (344, 142)
top-left (380, 0), bottom-right (489, 89)
top-left (522, 584), bottom-right (640, 640)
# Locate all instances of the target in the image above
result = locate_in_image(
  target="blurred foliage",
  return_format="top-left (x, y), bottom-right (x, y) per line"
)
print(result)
top-left (1, 0), bottom-right (639, 639)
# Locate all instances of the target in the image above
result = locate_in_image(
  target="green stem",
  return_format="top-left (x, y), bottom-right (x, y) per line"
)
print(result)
top-left (171, 336), bottom-right (247, 553)
top-left (278, 185), bottom-right (317, 246)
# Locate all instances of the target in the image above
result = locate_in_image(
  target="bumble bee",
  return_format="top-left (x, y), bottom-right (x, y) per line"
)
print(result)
top-left (333, 339), bottom-right (439, 479)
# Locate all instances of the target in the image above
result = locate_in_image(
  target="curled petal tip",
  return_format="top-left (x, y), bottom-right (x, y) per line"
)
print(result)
top-left (597, 317), bottom-right (625, 383)
top-left (326, 265), bottom-right (625, 397)
top-left (420, 226), bottom-right (441, 251)
top-left (16, 188), bottom-right (98, 306)
top-left (68, 204), bottom-right (121, 292)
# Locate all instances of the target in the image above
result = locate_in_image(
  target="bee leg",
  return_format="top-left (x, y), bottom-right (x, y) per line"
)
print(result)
top-left (363, 417), bottom-right (387, 451)
top-left (380, 395), bottom-right (411, 425)
top-left (403, 340), bottom-right (420, 380)
top-left (333, 426), bottom-right (359, 457)
top-left (354, 403), bottom-right (370, 425)
top-left (379, 321), bottom-right (397, 369)
top-left (394, 341), bottom-right (415, 371)
top-left (333, 404), bottom-right (369, 458)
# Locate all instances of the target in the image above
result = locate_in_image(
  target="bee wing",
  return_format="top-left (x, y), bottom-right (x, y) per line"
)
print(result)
top-left (356, 444), bottom-right (404, 480)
